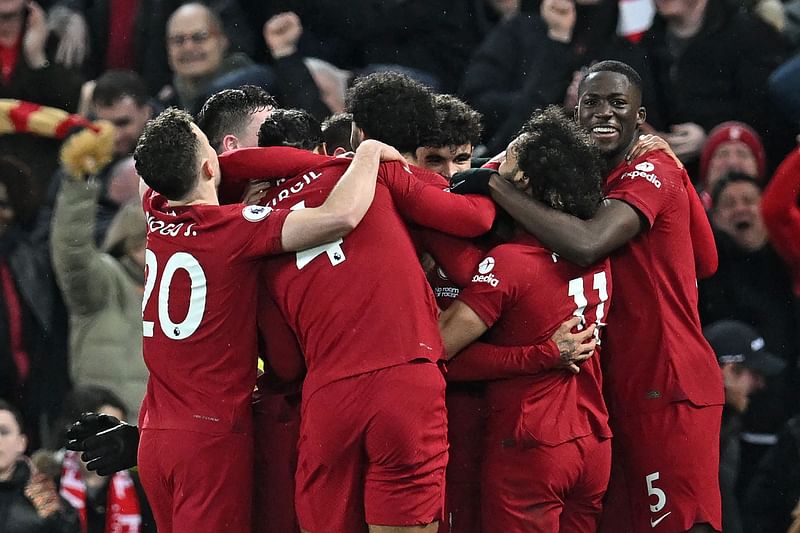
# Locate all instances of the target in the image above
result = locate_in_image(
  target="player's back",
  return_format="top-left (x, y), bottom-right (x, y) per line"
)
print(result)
top-left (602, 151), bottom-right (724, 417)
top-left (459, 234), bottom-right (612, 447)
top-left (260, 158), bottom-right (445, 398)
top-left (140, 189), bottom-right (288, 434)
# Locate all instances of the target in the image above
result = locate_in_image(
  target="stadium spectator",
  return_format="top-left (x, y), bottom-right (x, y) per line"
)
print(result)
top-left (439, 106), bottom-right (611, 532)
top-left (0, 0), bottom-right (84, 204)
top-left (51, 0), bottom-right (258, 94)
top-left (0, 157), bottom-right (67, 449)
top-left (699, 173), bottom-right (800, 492)
top-left (705, 320), bottom-right (786, 533)
top-left (451, 60), bottom-right (723, 533)
top-left (50, 124), bottom-right (148, 422)
top-left (639, 0), bottom-right (789, 169)
top-left (460, 0), bottom-right (645, 154)
top-left (54, 386), bottom-right (155, 533)
top-left (698, 122), bottom-right (767, 209)
top-left (0, 399), bottom-right (80, 533)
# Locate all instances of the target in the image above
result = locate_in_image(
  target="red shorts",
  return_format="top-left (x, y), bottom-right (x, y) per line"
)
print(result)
top-left (252, 390), bottom-right (301, 533)
top-left (439, 382), bottom-right (487, 533)
top-left (482, 430), bottom-right (611, 533)
top-left (295, 362), bottom-right (448, 532)
top-left (138, 428), bottom-right (253, 533)
top-left (599, 402), bottom-right (723, 533)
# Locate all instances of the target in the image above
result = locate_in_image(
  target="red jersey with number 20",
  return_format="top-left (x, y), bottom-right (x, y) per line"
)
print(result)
top-left (255, 157), bottom-right (495, 399)
top-left (139, 189), bottom-right (290, 435)
top-left (603, 151), bottom-right (724, 416)
top-left (457, 234), bottom-right (612, 446)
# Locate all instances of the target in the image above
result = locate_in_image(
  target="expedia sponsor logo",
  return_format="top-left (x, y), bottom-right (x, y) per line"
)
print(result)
top-left (635, 161), bottom-right (655, 172)
top-left (621, 168), bottom-right (661, 189)
top-left (472, 272), bottom-right (500, 287)
top-left (478, 257), bottom-right (496, 274)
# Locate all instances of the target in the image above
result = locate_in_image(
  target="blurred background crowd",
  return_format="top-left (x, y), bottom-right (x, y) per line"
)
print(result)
top-left (1, 0), bottom-right (800, 531)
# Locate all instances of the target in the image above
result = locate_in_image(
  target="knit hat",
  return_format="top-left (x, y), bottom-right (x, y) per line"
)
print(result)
top-left (699, 121), bottom-right (766, 186)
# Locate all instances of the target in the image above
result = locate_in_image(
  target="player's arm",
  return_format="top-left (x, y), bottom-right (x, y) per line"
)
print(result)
top-left (762, 148), bottom-right (800, 271)
top-left (438, 300), bottom-right (490, 358)
top-left (441, 312), bottom-right (596, 379)
top-left (486, 174), bottom-right (643, 267)
top-left (279, 140), bottom-right (406, 251)
top-left (219, 146), bottom-right (330, 183)
top-left (387, 164), bottom-right (496, 237)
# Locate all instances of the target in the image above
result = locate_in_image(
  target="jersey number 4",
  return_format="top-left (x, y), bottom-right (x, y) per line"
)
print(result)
top-left (292, 201), bottom-right (347, 269)
top-left (142, 250), bottom-right (207, 339)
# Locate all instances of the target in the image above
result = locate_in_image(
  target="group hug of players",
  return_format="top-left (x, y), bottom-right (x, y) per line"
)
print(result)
top-left (66, 59), bottom-right (725, 533)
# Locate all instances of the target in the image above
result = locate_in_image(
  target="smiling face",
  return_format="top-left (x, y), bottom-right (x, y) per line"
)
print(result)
top-left (712, 180), bottom-right (767, 252)
top-left (576, 71), bottom-right (645, 166)
top-left (414, 144), bottom-right (473, 179)
top-left (166, 4), bottom-right (227, 80)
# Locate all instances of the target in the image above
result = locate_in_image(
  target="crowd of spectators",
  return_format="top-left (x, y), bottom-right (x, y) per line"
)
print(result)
top-left (1, 0), bottom-right (800, 531)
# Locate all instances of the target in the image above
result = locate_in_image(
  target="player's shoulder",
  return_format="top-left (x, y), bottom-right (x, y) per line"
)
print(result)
top-left (622, 151), bottom-right (683, 186)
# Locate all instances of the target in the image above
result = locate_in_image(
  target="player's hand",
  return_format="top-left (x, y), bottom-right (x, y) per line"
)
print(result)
top-left (358, 139), bottom-right (410, 169)
top-left (67, 414), bottom-right (139, 476)
top-left (626, 134), bottom-right (684, 169)
top-left (242, 180), bottom-right (272, 204)
top-left (551, 316), bottom-right (596, 374)
top-left (449, 167), bottom-right (498, 196)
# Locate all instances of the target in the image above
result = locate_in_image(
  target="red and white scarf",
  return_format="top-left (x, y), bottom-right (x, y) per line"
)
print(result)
top-left (60, 451), bottom-right (142, 533)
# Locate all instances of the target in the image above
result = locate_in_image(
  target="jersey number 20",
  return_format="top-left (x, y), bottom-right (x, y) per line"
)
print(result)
top-left (142, 250), bottom-right (207, 340)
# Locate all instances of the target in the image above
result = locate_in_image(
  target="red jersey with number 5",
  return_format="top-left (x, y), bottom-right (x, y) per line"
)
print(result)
top-left (250, 156), bottom-right (495, 399)
top-left (456, 234), bottom-right (612, 446)
top-left (602, 151), bottom-right (724, 416)
top-left (139, 188), bottom-right (290, 434)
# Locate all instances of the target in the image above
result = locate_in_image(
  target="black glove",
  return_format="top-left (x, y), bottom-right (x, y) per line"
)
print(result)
top-left (66, 413), bottom-right (140, 476)
top-left (448, 168), bottom-right (498, 196)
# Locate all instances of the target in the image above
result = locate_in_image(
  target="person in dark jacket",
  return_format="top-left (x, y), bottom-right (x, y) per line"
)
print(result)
top-left (0, 400), bottom-right (80, 533)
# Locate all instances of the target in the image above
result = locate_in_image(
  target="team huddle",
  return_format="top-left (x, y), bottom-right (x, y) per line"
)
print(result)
top-left (68, 60), bottom-right (724, 533)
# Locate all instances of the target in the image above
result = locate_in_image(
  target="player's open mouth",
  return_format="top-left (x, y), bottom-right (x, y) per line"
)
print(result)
top-left (591, 125), bottom-right (619, 140)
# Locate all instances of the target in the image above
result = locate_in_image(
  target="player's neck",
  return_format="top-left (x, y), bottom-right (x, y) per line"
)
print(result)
top-left (168, 185), bottom-right (219, 207)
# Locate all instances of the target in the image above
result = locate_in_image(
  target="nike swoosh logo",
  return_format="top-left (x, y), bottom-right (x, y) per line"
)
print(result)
top-left (650, 512), bottom-right (671, 528)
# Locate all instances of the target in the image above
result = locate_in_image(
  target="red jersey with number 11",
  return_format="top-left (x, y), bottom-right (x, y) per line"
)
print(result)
top-left (139, 189), bottom-right (289, 435)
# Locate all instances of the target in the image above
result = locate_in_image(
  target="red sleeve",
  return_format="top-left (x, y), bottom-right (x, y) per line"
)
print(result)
top-left (231, 205), bottom-right (291, 259)
top-left (456, 249), bottom-right (518, 328)
top-left (415, 229), bottom-right (486, 287)
top-left (381, 162), bottom-right (496, 237)
top-left (218, 147), bottom-right (332, 204)
top-left (686, 173), bottom-right (718, 279)
top-left (257, 287), bottom-right (305, 383)
top-left (445, 340), bottom-right (562, 381)
top-left (762, 148), bottom-right (800, 279)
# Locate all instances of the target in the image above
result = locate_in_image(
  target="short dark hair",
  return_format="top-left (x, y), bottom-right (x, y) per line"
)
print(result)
top-left (579, 60), bottom-right (643, 97)
top-left (516, 106), bottom-right (604, 219)
top-left (257, 108), bottom-right (322, 151)
top-left (321, 113), bottom-right (353, 153)
top-left (196, 85), bottom-right (277, 152)
top-left (92, 70), bottom-right (150, 108)
top-left (346, 72), bottom-right (436, 154)
top-left (0, 156), bottom-right (38, 226)
top-left (0, 399), bottom-right (25, 435)
top-left (134, 108), bottom-right (199, 200)
top-left (710, 171), bottom-right (762, 208)
top-left (422, 94), bottom-right (482, 148)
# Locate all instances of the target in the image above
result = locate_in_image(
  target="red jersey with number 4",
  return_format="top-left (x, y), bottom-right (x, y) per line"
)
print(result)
top-left (457, 234), bottom-right (612, 446)
top-left (139, 188), bottom-right (290, 434)
top-left (250, 157), bottom-right (495, 399)
top-left (603, 151), bottom-right (724, 416)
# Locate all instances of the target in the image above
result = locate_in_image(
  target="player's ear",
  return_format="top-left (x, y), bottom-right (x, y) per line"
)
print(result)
top-left (201, 158), bottom-right (215, 181)
top-left (636, 107), bottom-right (646, 127)
top-left (221, 134), bottom-right (239, 153)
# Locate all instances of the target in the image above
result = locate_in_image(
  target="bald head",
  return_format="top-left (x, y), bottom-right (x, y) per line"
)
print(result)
top-left (166, 3), bottom-right (228, 80)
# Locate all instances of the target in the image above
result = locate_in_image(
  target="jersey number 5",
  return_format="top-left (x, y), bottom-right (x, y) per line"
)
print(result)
top-left (142, 250), bottom-right (207, 339)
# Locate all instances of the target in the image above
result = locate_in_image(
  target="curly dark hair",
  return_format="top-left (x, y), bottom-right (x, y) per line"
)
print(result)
top-left (257, 108), bottom-right (322, 151)
top-left (422, 94), bottom-right (483, 148)
top-left (321, 112), bottom-right (353, 154)
top-left (516, 106), bottom-right (604, 220)
top-left (134, 108), bottom-right (199, 200)
top-left (196, 85), bottom-right (277, 151)
top-left (345, 72), bottom-right (436, 154)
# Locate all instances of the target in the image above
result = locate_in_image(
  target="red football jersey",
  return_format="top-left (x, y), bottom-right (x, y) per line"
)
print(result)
top-left (250, 156), bottom-right (495, 398)
top-left (139, 189), bottom-right (290, 434)
top-left (603, 151), bottom-right (724, 416)
top-left (457, 234), bottom-right (612, 446)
